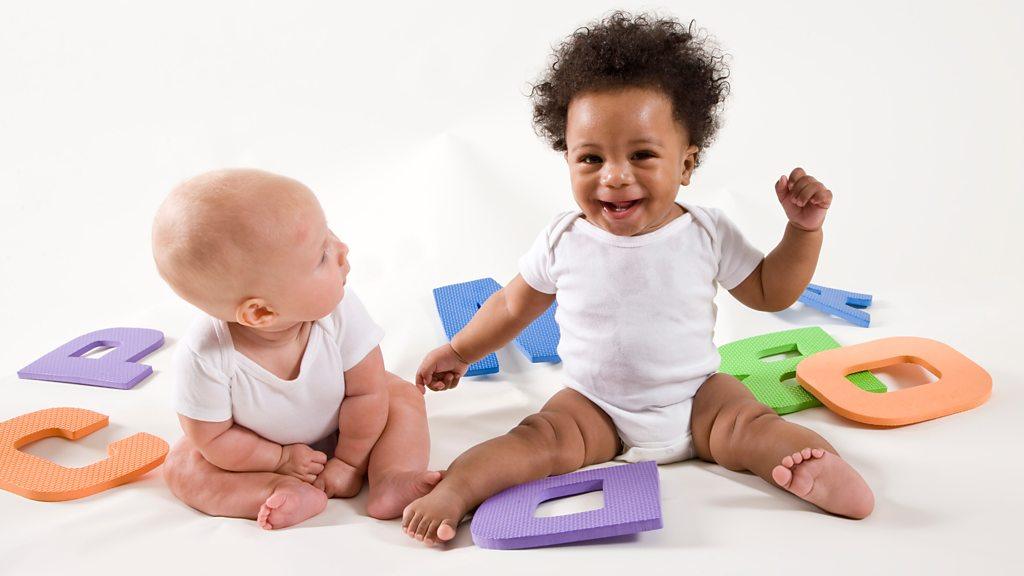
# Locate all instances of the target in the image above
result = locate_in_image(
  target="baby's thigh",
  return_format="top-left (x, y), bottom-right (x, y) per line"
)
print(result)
top-left (538, 388), bottom-right (621, 467)
top-left (163, 437), bottom-right (290, 516)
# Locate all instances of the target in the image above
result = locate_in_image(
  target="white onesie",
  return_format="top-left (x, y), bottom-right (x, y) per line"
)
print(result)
top-left (173, 289), bottom-right (384, 446)
top-left (518, 203), bottom-right (763, 464)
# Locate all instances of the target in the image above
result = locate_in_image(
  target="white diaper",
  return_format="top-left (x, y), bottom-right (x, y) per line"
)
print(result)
top-left (616, 434), bottom-right (697, 465)
top-left (566, 372), bottom-right (712, 466)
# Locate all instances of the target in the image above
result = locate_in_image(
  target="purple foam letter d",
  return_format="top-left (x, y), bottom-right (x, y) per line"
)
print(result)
top-left (470, 461), bottom-right (663, 549)
top-left (18, 327), bottom-right (165, 390)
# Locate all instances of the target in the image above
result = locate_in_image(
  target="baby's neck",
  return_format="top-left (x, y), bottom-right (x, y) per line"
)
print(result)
top-left (228, 320), bottom-right (309, 350)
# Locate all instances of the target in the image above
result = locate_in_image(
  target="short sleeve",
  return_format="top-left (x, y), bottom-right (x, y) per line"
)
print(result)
top-left (173, 344), bottom-right (233, 422)
top-left (711, 208), bottom-right (765, 290)
top-left (335, 289), bottom-right (386, 370)
top-left (517, 227), bottom-right (558, 294)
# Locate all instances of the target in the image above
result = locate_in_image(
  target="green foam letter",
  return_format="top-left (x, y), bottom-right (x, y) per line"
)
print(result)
top-left (718, 327), bottom-right (886, 414)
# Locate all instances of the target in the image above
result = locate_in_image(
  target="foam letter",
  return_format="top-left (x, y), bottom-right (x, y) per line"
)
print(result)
top-left (796, 336), bottom-right (992, 426)
top-left (718, 327), bottom-right (886, 414)
top-left (0, 407), bottom-right (169, 501)
top-left (433, 278), bottom-right (559, 376)
top-left (471, 461), bottom-right (662, 549)
top-left (798, 283), bottom-right (872, 327)
top-left (18, 327), bottom-right (164, 390)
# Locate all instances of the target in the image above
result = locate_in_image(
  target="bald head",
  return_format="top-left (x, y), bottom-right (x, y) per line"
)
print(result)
top-left (152, 168), bottom-right (323, 318)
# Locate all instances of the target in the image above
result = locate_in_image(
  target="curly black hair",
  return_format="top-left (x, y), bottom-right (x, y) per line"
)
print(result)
top-left (531, 11), bottom-right (730, 166)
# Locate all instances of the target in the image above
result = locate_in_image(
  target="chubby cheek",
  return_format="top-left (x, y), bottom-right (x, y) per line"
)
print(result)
top-left (304, 272), bottom-right (346, 318)
top-left (570, 173), bottom-right (602, 215)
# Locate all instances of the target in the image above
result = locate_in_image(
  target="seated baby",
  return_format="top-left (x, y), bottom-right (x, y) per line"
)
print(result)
top-left (404, 13), bottom-right (874, 545)
top-left (153, 169), bottom-right (439, 529)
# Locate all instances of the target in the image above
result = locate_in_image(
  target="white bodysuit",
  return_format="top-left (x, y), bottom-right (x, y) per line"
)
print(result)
top-left (518, 203), bottom-right (763, 464)
top-left (173, 289), bottom-right (384, 446)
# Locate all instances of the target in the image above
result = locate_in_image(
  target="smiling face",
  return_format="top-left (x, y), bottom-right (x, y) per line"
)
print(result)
top-left (565, 87), bottom-right (699, 236)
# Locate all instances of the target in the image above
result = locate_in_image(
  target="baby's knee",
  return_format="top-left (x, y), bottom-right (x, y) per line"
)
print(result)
top-left (387, 377), bottom-right (426, 413)
top-left (514, 412), bottom-right (584, 472)
top-left (162, 438), bottom-right (204, 496)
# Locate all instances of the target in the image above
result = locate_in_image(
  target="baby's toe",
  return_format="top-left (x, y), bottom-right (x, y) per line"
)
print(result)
top-left (782, 455), bottom-right (795, 468)
top-left (791, 451), bottom-right (804, 465)
top-left (437, 520), bottom-right (457, 542)
top-left (801, 448), bottom-right (812, 460)
top-left (407, 514), bottom-right (424, 537)
top-left (812, 448), bottom-right (825, 458)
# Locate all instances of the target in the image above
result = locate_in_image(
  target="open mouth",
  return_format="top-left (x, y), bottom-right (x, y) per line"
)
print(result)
top-left (600, 199), bottom-right (642, 219)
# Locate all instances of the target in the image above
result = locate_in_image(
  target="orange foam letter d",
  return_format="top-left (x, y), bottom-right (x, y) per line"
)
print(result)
top-left (796, 337), bottom-right (991, 426)
top-left (0, 407), bottom-right (169, 501)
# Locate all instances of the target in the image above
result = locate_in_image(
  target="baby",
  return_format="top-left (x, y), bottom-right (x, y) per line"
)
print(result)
top-left (404, 13), bottom-right (874, 544)
top-left (153, 169), bottom-right (440, 529)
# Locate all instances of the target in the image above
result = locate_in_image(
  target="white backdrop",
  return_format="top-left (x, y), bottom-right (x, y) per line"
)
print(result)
top-left (1, 1), bottom-right (1022, 575)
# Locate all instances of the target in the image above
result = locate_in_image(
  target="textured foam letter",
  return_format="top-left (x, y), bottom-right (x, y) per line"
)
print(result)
top-left (796, 337), bottom-right (992, 426)
top-left (0, 407), bottom-right (169, 501)
top-left (433, 278), bottom-right (559, 375)
top-left (718, 327), bottom-right (886, 414)
top-left (471, 461), bottom-right (662, 549)
top-left (18, 327), bottom-right (164, 390)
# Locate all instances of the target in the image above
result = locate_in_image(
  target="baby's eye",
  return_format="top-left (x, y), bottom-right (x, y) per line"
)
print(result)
top-left (578, 154), bottom-right (603, 165)
top-left (631, 150), bottom-right (656, 161)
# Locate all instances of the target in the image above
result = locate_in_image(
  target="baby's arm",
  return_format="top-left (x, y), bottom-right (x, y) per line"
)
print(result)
top-left (315, 346), bottom-right (389, 497)
top-left (417, 275), bottom-right (556, 391)
top-left (179, 415), bottom-right (327, 482)
top-left (729, 167), bottom-right (832, 312)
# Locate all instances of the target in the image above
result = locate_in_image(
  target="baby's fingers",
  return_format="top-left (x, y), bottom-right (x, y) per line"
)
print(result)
top-left (775, 175), bottom-right (789, 203)
top-left (792, 178), bottom-right (822, 207)
top-left (311, 450), bottom-right (328, 464)
top-left (427, 374), bottom-right (448, 392)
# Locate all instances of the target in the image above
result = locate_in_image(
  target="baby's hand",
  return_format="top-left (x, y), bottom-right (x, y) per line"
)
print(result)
top-left (775, 167), bottom-right (833, 231)
top-left (313, 457), bottom-right (364, 498)
top-left (416, 343), bottom-right (470, 392)
top-left (275, 444), bottom-right (328, 483)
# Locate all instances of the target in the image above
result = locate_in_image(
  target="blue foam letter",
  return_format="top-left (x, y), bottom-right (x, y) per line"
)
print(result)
top-left (798, 283), bottom-right (872, 327)
top-left (433, 278), bottom-right (560, 376)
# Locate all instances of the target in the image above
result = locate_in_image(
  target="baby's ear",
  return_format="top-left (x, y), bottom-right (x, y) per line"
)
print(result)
top-left (236, 298), bottom-right (277, 328)
top-left (680, 145), bottom-right (699, 186)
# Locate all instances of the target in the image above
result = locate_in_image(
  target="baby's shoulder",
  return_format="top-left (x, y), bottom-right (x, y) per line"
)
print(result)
top-left (539, 210), bottom-right (584, 248)
top-left (175, 314), bottom-right (233, 375)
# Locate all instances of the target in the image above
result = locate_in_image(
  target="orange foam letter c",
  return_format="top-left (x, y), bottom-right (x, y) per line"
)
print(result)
top-left (0, 407), bottom-right (169, 501)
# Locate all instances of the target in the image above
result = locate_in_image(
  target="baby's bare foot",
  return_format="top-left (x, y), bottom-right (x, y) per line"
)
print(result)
top-left (401, 483), bottom-right (469, 545)
top-left (771, 448), bottom-right (874, 519)
top-left (367, 470), bottom-right (442, 520)
top-left (256, 480), bottom-right (328, 530)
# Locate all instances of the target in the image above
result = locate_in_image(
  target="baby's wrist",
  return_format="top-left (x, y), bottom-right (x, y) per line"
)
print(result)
top-left (787, 221), bottom-right (823, 234)
top-left (448, 341), bottom-right (471, 364)
top-left (274, 444), bottom-right (289, 471)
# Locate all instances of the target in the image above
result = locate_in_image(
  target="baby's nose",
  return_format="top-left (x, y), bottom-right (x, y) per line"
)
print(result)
top-left (337, 241), bottom-right (349, 265)
top-left (600, 164), bottom-right (634, 187)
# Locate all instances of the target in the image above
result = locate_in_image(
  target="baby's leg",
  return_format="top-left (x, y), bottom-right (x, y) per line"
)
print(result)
top-left (364, 374), bottom-right (442, 519)
top-left (163, 438), bottom-right (327, 529)
top-left (690, 373), bottom-right (874, 519)
top-left (402, 388), bottom-right (620, 545)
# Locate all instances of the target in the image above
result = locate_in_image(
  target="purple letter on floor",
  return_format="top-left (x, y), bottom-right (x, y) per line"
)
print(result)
top-left (470, 461), bottom-right (662, 549)
top-left (18, 327), bottom-right (165, 390)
